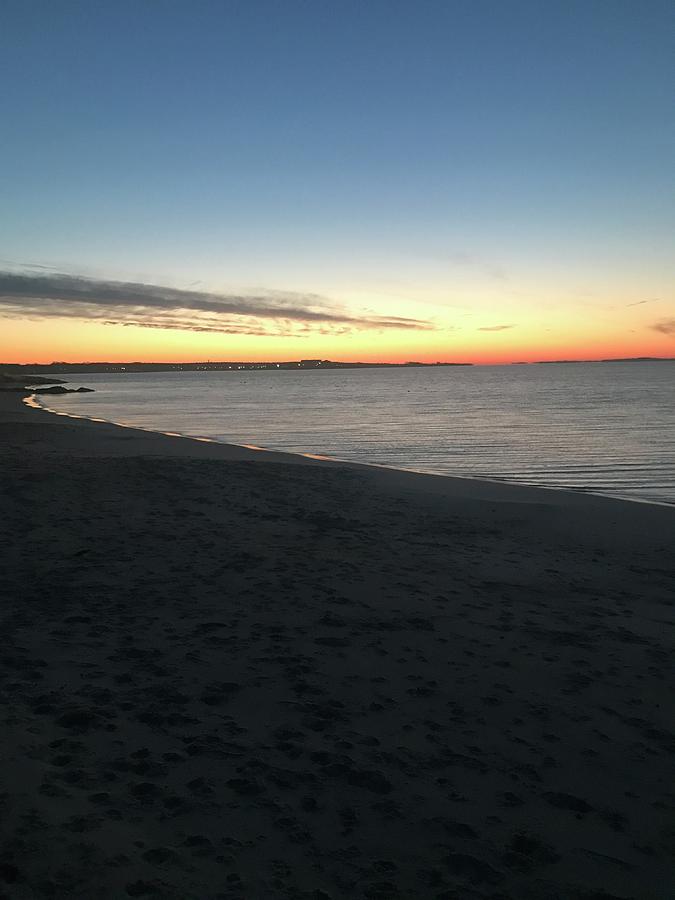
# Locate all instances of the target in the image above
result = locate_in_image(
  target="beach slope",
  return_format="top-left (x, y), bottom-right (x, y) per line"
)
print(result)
top-left (0, 392), bottom-right (673, 899)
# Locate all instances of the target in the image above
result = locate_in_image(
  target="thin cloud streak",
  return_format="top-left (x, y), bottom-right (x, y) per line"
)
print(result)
top-left (0, 270), bottom-right (436, 336)
top-left (626, 298), bottom-right (660, 308)
top-left (651, 318), bottom-right (675, 336)
top-left (478, 324), bottom-right (516, 332)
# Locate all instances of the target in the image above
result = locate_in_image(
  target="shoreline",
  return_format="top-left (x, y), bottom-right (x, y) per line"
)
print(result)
top-left (25, 391), bottom-right (675, 511)
top-left (1, 388), bottom-right (674, 898)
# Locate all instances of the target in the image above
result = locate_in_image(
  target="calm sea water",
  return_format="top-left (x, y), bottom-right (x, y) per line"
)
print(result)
top-left (36, 363), bottom-right (675, 505)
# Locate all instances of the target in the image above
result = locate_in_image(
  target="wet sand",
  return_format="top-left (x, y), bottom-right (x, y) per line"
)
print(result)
top-left (0, 390), bottom-right (673, 899)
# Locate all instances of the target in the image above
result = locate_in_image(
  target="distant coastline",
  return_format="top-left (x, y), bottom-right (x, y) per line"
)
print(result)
top-left (536, 357), bottom-right (674, 365)
top-left (1, 356), bottom-right (672, 374)
top-left (1, 359), bottom-right (473, 373)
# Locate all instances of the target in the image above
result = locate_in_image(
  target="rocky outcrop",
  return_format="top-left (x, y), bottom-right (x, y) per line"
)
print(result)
top-left (31, 386), bottom-right (95, 394)
top-left (0, 372), bottom-right (66, 387)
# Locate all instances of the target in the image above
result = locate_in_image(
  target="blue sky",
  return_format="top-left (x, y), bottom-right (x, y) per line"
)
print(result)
top-left (1, 0), bottom-right (674, 361)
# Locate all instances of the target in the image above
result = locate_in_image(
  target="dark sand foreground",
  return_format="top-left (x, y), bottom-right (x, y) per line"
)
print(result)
top-left (1, 392), bottom-right (673, 899)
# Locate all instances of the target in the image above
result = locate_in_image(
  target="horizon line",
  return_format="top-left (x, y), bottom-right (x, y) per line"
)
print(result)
top-left (2, 356), bottom-right (674, 368)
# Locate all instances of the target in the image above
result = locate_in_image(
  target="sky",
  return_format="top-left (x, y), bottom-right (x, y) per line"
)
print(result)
top-left (1, 0), bottom-right (673, 364)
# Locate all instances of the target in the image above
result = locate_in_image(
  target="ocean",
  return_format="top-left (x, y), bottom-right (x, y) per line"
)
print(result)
top-left (34, 361), bottom-right (675, 505)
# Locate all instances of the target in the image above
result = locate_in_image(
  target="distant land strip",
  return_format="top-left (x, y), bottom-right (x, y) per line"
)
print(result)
top-left (0, 357), bottom-right (672, 374)
top-left (0, 359), bottom-right (472, 373)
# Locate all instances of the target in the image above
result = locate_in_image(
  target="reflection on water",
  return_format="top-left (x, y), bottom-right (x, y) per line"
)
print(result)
top-left (33, 362), bottom-right (675, 505)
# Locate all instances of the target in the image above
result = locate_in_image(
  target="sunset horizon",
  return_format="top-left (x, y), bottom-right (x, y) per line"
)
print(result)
top-left (4, 350), bottom-right (675, 366)
top-left (2, 2), bottom-right (673, 369)
top-left (1, 263), bottom-right (673, 367)
top-left (1, 3), bottom-right (674, 896)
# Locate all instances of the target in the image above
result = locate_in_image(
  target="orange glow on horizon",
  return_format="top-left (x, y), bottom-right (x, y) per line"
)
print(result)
top-left (2, 309), bottom-right (673, 366)
top-left (3, 344), bottom-right (673, 367)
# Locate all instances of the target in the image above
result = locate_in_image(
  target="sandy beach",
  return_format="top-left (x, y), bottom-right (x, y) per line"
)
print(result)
top-left (0, 390), bottom-right (673, 899)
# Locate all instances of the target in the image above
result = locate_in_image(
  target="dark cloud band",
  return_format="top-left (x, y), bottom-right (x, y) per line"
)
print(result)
top-left (651, 318), bottom-right (675, 336)
top-left (0, 270), bottom-right (435, 336)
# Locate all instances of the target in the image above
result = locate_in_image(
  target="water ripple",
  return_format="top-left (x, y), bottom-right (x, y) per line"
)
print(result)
top-left (42, 362), bottom-right (675, 505)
